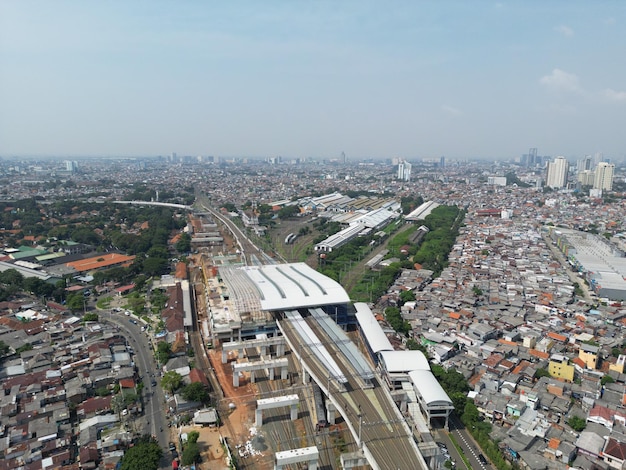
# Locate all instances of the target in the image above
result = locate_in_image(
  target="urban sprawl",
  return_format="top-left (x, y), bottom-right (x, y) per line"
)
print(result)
top-left (0, 152), bottom-right (625, 470)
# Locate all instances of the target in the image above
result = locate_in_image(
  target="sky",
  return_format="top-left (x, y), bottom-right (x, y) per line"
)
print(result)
top-left (1, 1), bottom-right (625, 160)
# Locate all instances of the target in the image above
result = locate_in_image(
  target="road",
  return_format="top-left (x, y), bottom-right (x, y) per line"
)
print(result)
top-left (102, 310), bottom-right (172, 469)
top-left (435, 415), bottom-right (494, 470)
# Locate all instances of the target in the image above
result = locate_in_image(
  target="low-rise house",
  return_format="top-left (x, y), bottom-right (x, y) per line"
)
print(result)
top-left (602, 437), bottom-right (626, 469)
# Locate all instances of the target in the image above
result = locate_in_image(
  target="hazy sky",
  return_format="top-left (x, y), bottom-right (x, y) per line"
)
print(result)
top-left (1, 1), bottom-right (625, 160)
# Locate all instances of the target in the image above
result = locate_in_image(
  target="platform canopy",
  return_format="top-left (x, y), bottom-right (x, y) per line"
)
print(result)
top-left (239, 262), bottom-right (350, 311)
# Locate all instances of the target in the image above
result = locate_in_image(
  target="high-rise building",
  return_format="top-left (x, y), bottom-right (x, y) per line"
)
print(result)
top-left (397, 160), bottom-right (412, 181)
top-left (64, 160), bottom-right (78, 173)
top-left (545, 156), bottom-right (569, 189)
top-left (577, 170), bottom-right (595, 186)
top-left (594, 162), bottom-right (614, 191)
top-left (578, 155), bottom-right (593, 171)
top-left (528, 147), bottom-right (538, 167)
top-left (439, 156), bottom-right (445, 168)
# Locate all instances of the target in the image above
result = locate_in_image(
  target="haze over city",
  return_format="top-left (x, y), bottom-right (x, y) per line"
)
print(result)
top-left (1, 1), bottom-right (625, 159)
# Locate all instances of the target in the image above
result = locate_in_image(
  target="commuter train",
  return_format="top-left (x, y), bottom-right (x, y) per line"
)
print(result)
top-left (312, 383), bottom-right (328, 430)
top-left (284, 233), bottom-right (298, 244)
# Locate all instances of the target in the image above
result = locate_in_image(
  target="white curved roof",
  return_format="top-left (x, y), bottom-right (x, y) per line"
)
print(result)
top-left (241, 262), bottom-right (350, 311)
top-left (379, 350), bottom-right (430, 373)
top-left (354, 302), bottom-right (393, 353)
top-left (408, 369), bottom-right (453, 407)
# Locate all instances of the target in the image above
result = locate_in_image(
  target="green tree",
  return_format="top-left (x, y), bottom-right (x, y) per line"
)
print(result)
top-left (181, 382), bottom-right (210, 404)
top-left (187, 430), bottom-right (200, 444)
top-left (601, 375), bottom-right (615, 386)
top-left (66, 293), bottom-right (85, 313)
top-left (534, 368), bottom-right (551, 380)
top-left (161, 371), bottom-right (183, 394)
top-left (175, 232), bottom-right (191, 253)
top-left (143, 257), bottom-right (169, 276)
top-left (120, 435), bottom-right (163, 470)
top-left (181, 441), bottom-right (200, 465)
top-left (83, 312), bottom-right (99, 322)
top-left (567, 415), bottom-right (586, 432)
top-left (156, 341), bottom-right (171, 364)
top-left (0, 340), bottom-right (10, 357)
top-left (399, 290), bottom-right (415, 304)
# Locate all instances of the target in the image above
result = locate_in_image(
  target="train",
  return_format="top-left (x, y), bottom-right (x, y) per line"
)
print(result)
top-left (312, 383), bottom-right (328, 430)
top-left (284, 233), bottom-right (298, 245)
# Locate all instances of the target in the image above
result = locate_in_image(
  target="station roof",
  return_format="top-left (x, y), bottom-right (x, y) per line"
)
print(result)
top-left (408, 369), bottom-right (453, 407)
top-left (379, 350), bottom-right (430, 373)
top-left (354, 302), bottom-right (393, 353)
top-left (238, 262), bottom-right (350, 311)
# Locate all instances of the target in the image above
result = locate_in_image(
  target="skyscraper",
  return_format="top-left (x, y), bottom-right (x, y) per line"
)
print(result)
top-left (594, 162), bottom-right (614, 191)
top-left (528, 147), bottom-right (538, 167)
top-left (397, 160), bottom-right (412, 181)
top-left (545, 156), bottom-right (569, 189)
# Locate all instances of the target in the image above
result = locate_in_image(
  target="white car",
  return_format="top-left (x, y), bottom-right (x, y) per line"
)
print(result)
top-left (124, 310), bottom-right (131, 316)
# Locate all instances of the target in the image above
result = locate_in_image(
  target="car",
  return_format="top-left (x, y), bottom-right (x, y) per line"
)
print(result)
top-left (151, 380), bottom-right (157, 386)
top-left (124, 310), bottom-right (131, 316)
top-left (478, 454), bottom-right (488, 465)
top-left (169, 442), bottom-right (176, 452)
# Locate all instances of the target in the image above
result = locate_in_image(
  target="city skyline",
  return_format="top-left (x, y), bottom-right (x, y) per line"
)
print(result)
top-left (1, 1), bottom-right (625, 159)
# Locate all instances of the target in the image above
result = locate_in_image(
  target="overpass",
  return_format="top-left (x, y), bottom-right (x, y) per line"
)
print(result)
top-left (113, 200), bottom-right (192, 210)
top-left (278, 309), bottom-right (429, 470)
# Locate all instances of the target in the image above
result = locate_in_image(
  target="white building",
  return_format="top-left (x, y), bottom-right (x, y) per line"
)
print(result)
top-left (397, 160), bottom-right (412, 181)
top-left (545, 156), bottom-right (569, 189)
top-left (594, 162), bottom-right (614, 191)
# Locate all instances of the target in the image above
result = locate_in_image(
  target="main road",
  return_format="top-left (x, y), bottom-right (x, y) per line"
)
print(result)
top-left (102, 311), bottom-right (172, 469)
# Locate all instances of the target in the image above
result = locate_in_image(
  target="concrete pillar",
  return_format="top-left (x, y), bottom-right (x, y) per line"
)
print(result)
top-left (269, 367), bottom-right (275, 380)
top-left (250, 371), bottom-right (256, 383)
top-left (290, 404), bottom-right (298, 421)
top-left (308, 459), bottom-right (318, 470)
top-left (302, 369), bottom-right (309, 383)
top-left (277, 343), bottom-right (285, 356)
top-left (281, 366), bottom-right (288, 380)
top-left (327, 401), bottom-right (336, 425)
top-left (222, 350), bottom-right (228, 364)
top-left (399, 398), bottom-right (407, 414)
top-left (260, 345), bottom-right (267, 356)
top-left (233, 371), bottom-right (239, 387)
top-left (256, 408), bottom-right (263, 427)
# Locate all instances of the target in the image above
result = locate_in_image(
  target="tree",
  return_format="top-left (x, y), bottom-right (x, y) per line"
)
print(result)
top-left (175, 232), bottom-right (191, 253)
top-left (0, 340), bottom-right (9, 357)
top-left (601, 375), bottom-right (615, 386)
top-left (66, 293), bottom-right (85, 313)
top-left (161, 371), bottom-right (183, 394)
top-left (534, 368), bottom-right (551, 380)
top-left (181, 441), bottom-right (200, 466)
top-left (120, 435), bottom-right (162, 470)
top-left (187, 430), bottom-right (200, 444)
top-left (83, 313), bottom-right (99, 322)
top-left (181, 382), bottom-right (210, 404)
top-left (156, 341), bottom-right (171, 364)
top-left (567, 415), bottom-right (586, 432)
top-left (399, 290), bottom-right (415, 304)
top-left (461, 401), bottom-right (480, 426)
